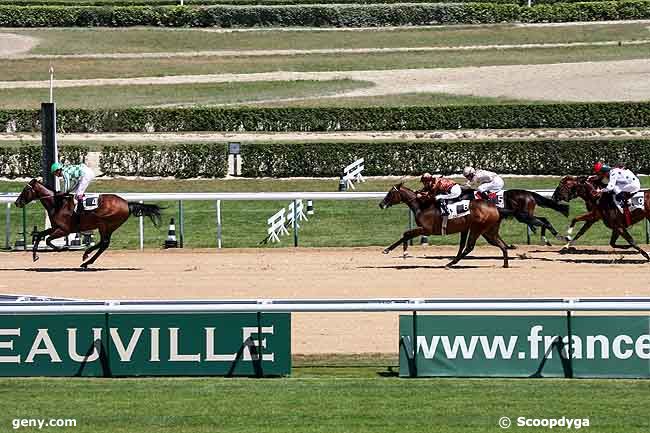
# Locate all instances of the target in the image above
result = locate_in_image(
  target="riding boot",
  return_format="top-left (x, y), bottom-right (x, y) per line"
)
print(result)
top-left (480, 191), bottom-right (489, 201)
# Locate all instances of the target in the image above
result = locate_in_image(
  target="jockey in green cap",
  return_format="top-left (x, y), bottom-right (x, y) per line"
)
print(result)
top-left (50, 162), bottom-right (96, 213)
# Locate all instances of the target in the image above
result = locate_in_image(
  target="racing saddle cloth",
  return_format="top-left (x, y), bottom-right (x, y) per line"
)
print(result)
top-left (80, 194), bottom-right (100, 211)
top-left (614, 191), bottom-right (644, 213)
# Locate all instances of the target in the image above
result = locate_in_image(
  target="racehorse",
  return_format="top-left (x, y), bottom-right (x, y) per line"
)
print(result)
top-left (460, 188), bottom-right (569, 246)
top-left (14, 179), bottom-right (162, 268)
top-left (551, 176), bottom-right (650, 260)
top-left (379, 184), bottom-right (510, 268)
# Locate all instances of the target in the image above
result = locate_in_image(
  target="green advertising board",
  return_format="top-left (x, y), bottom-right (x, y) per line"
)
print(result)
top-left (0, 313), bottom-right (290, 377)
top-left (399, 315), bottom-right (650, 378)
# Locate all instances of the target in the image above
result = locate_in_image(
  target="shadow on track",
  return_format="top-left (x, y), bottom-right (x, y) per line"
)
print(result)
top-left (0, 267), bottom-right (141, 272)
top-left (555, 247), bottom-right (642, 256)
top-left (359, 265), bottom-right (481, 270)
top-left (535, 257), bottom-right (647, 265)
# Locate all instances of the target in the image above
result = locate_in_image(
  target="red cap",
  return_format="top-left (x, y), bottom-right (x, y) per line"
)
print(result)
top-left (593, 162), bottom-right (603, 174)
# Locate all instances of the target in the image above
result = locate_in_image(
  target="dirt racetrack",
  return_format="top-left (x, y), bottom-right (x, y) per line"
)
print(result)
top-left (1, 246), bottom-right (648, 354)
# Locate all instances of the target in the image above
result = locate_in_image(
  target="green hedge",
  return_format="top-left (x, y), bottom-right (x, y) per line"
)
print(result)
top-left (0, 145), bottom-right (88, 179)
top-left (241, 139), bottom-right (650, 177)
top-left (10, 0), bottom-right (623, 5)
top-left (1, 1), bottom-right (649, 27)
top-left (99, 143), bottom-right (228, 178)
top-left (3, 103), bottom-right (650, 133)
top-left (3, 140), bottom-right (650, 178)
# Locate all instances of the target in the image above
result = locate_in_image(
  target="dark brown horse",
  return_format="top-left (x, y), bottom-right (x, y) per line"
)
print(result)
top-left (552, 176), bottom-right (650, 260)
top-left (460, 187), bottom-right (569, 246)
top-left (379, 184), bottom-right (510, 268)
top-left (14, 179), bottom-right (162, 268)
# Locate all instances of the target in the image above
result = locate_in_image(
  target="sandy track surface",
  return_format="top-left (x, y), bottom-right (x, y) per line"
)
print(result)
top-left (4, 128), bottom-right (650, 143)
top-left (3, 59), bottom-right (650, 102)
top-left (0, 33), bottom-right (38, 56)
top-left (1, 246), bottom-right (648, 354)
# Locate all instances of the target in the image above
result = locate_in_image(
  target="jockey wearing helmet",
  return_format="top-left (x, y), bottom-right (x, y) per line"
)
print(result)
top-left (417, 172), bottom-right (461, 216)
top-left (462, 166), bottom-right (504, 200)
top-left (51, 162), bottom-right (96, 213)
top-left (592, 161), bottom-right (640, 207)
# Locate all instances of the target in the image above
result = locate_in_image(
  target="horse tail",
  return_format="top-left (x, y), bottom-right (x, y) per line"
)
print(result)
top-left (128, 202), bottom-right (162, 227)
top-left (530, 192), bottom-right (570, 217)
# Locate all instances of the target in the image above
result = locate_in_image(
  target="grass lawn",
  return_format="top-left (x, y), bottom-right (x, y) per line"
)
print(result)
top-left (5, 43), bottom-right (650, 82)
top-left (14, 24), bottom-right (650, 55)
top-left (0, 367), bottom-right (648, 433)
top-left (2, 177), bottom-right (650, 250)
top-left (0, 79), bottom-right (370, 109)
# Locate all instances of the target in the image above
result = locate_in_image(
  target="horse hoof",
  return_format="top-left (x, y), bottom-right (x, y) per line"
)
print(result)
top-left (80, 263), bottom-right (88, 270)
top-left (382, 249), bottom-right (390, 255)
top-left (33, 256), bottom-right (39, 263)
top-left (507, 245), bottom-right (517, 250)
top-left (402, 253), bottom-right (411, 259)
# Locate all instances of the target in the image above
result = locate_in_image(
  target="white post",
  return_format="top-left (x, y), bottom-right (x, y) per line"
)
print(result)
top-left (216, 200), bottom-right (222, 249)
top-left (49, 65), bottom-right (54, 103)
top-left (180, 0), bottom-right (184, 5)
top-left (138, 200), bottom-right (144, 251)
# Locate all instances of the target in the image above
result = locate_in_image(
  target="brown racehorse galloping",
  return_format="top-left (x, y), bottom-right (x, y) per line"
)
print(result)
top-left (552, 176), bottom-right (650, 260)
top-left (379, 184), bottom-right (510, 268)
top-left (14, 179), bottom-right (162, 268)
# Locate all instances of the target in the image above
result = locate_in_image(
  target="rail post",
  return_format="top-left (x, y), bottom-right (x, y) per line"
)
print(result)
top-left (566, 310), bottom-right (574, 378)
top-left (408, 209), bottom-right (414, 246)
top-left (645, 219), bottom-right (649, 244)
top-left (22, 206), bottom-right (27, 251)
top-left (178, 200), bottom-right (185, 248)
top-left (4, 203), bottom-right (10, 250)
top-left (526, 225), bottom-right (531, 245)
top-left (138, 200), bottom-right (144, 251)
top-left (216, 200), bottom-right (222, 249)
top-left (411, 310), bottom-right (418, 378)
top-left (293, 199), bottom-right (299, 247)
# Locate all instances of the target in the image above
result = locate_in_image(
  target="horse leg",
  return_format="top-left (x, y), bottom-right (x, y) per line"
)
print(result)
top-left (383, 228), bottom-right (425, 255)
top-left (482, 228), bottom-right (510, 268)
top-left (45, 228), bottom-right (70, 252)
top-left (447, 231), bottom-right (468, 267)
top-left (401, 227), bottom-right (426, 258)
top-left (447, 230), bottom-right (481, 268)
top-left (535, 216), bottom-right (563, 242)
top-left (82, 241), bottom-right (102, 262)
top-left (80, 232), bottom-right (112, 269)
top-left (615, 227), bottom-right (650, 261)
top-left (609, 230), bottom-right (634, 250)
top-left (31, 228), bottom-right (53, 262)
top-left (565, 220), bottom-right (596, 247)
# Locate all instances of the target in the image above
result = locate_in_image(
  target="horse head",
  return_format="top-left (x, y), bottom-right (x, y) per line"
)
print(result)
top-left (552, 176), bottom-right (580, 202)
top-left (14, 179), bottom-right (54, 208)
top-left (379, 183), bottom-right (404, 209)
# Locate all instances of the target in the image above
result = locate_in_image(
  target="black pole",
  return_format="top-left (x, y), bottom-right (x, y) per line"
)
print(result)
top-left (566, 310), bottom-right (574, 379)
top-left (41, 102), bottom-right (58, 189)
top-left (411, 311), bottom-right (417, 377)
top-left (257, 311), bottom-right (264, 378)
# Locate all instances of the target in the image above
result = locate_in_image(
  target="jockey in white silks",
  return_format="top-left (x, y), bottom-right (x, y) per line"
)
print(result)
top-left (463, 167), bottom-right (504, 199)
top-left (593, 162), bottom-right (640, 207)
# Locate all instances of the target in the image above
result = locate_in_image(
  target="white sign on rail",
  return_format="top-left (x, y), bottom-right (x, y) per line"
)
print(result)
top-left (342, 158), bottom-right (365, 190)
top-left (286, 200), bottom-right (308, 228)
top-left (266, 208), bottom-right (289, 243)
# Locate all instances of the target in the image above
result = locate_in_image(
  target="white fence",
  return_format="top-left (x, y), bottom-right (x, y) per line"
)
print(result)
top-left (343, 158), bottom-right (365, 190)
top-left (1, 297), bottom-right (650, 314)
top-left (1, 190), bottom-right (557, 250)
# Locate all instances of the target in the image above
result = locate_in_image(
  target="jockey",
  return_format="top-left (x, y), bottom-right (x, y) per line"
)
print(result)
top-left (462, 166), bottom-right (504, 200)
top-left (593, 162), bottom-right (640, 207)
top-left (417, 172), bottom-right (461, 216)
top-left (51, 162), bottom-right (96, 213)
